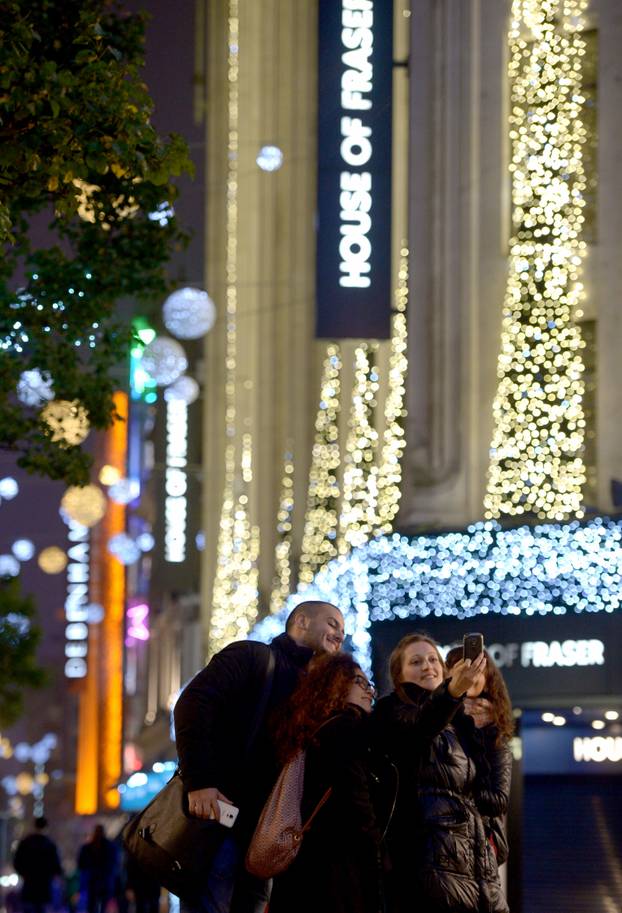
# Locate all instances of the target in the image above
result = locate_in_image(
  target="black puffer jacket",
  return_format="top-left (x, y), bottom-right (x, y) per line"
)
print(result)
top-left (475, 726), bottom-right (512, 867)
top-left (373, 682), bottom-right (509, 913)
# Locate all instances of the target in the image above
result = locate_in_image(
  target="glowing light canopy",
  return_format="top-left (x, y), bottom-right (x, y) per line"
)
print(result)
top-left (251, 518), bottom-right (622, 675)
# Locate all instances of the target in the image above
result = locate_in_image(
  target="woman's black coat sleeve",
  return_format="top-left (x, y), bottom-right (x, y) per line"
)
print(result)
top-left (373, 681), bottom-right (464, 760)
top-left (473, 731), bottom-right (512, 818)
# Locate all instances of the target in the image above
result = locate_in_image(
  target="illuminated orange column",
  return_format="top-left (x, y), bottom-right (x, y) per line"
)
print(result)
top-left (74, 392), bottom-right (128, 813)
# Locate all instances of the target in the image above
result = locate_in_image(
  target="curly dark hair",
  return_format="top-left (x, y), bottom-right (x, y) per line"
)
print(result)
top-left (273, 652), bottom-right (362, 762)
top-left (445, 646), bottom-right (515, 744)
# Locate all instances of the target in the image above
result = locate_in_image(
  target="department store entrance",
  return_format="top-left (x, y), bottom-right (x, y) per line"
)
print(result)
top-left (370, 611), bottom-right (622, 913)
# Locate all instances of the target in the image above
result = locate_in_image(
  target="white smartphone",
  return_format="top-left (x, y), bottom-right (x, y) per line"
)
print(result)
top-left (210, 799), bottom-right (239, 828)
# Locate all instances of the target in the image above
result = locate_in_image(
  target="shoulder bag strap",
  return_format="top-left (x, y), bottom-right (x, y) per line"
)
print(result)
top-left (244, 645), bottom-right (276, 756)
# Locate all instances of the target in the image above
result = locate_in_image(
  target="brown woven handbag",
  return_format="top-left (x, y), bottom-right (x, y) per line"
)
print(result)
top-left (245, 733), bottom-right (333, 878)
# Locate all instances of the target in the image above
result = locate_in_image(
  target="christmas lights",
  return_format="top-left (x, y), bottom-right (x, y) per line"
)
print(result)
top-left (299, 346), bottom-right (342, 585)
top-left (269, 449), bottom-right (295, 614)
top-left (377, 246), bottom-right (409, 532)
top-left (210, 434), bottom-right (260, 650)
top-left (485, 0), bottom-right (589, 520)
top-left (252, 517), bottom-right (622, 676)
top-left (338, 345), bottom-right (380, 553)
top-left (208, 0), bottom-right (263, 654)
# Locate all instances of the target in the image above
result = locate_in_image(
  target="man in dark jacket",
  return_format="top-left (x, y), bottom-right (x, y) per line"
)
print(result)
top-left (13, 816), bottom-right (63, 913)
top-left (173, 600), bottom-right (345, 913)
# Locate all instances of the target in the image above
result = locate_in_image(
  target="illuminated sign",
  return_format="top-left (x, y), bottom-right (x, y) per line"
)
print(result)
top-left (126, 601), bottom-right (149, 643)
top-left (164, 399), bottom-right (188, 562)
top-left (64, 519), bottom-right (90, 679)
top-left (440, 639), bottom-right (605, 670)
top-left (316, 0), bottom-right (393, 339)
top-left (573, 737), bottom-right (622, 763)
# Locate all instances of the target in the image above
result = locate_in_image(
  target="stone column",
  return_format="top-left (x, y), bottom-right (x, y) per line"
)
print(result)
top-left (401, 0), bottom-right (510, 530)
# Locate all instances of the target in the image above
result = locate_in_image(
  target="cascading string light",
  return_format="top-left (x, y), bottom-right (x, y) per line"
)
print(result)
top-left (269, 448), bottom-right (295, 614)
top-left (251, 516), bottom-right (622, 676)
top-left (209, 0), bottom-right (260, 655)
top-left (377, 244), bottom-right (409, 532)
top-left (299, 346), bottom-right (342, 585)
top-left (338, 344), bottom-right (380, 553)
top-left (485, 0), bottom-right (589, 522)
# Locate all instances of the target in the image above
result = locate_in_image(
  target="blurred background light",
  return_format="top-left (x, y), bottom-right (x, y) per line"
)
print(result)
top-left (0, 555), bottom-right (20, 577)
top-left (61, 484), bottom-right (107, 527)
top-left (11, 539), bottom-right (35, 561)
top-left (141, 336), bottom-right (188, 386)
top-left (108, 478), bottom-right (140, 505)
top-left (38, 546), bottom-right (68, 574)
top-left (164, 375), bottom-right (200, 405)
top-left (256, 145), bottom-right (284, 172)
top-left (40, 400), bottom-right (90, 446)
top-left (0, 477), bottom-right (19, 500)
top-left (16, 368), bottom-right (54, 407)
top-left (162, 287), bottom-right (216, 340)
top-left (107, 533), bottom-right (141, 565)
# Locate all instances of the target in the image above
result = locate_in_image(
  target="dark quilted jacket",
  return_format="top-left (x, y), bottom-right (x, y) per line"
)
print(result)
top-left (373, 681), bottom-right (509, 913)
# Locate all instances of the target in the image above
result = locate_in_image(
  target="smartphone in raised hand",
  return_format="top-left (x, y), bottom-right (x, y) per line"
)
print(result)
top-left (463, 632), bottom-right (484, 662)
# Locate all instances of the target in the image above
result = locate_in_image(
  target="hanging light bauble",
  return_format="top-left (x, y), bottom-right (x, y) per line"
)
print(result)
top-left (12, 539), bottom-right (35, 561)
top-left (61, 485), bottom-right (107, 528)
top-left (0, 477), bottom-right (19, 500)
top-left (0, 555), bottom-right (20, 577)
top-left (164, 375), bottom-right (200, 405)
top-left (162, 287), bottom-right (216, 340)
top-left (41, 400), bottom-right (90, 446)
top-left (99, 464), bottom-right (121, 486)
top-left (107, 533), bottom-right (141, 565)
top-left (38, 547), bottom-right (68, 574)
top-left (86, 603), bottom-right (105, 624)
top-left (17, 369), bottom-right (54, 407)
top-left (108, 478), bottom-right (140, 505)
top-left (141, 336), bottom-right (188, 386)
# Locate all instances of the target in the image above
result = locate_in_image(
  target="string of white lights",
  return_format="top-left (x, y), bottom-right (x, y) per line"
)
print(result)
top-left (269, 448), bottom-right (294, 614)
top-left (209, 2), bottom-right (260, 653)
top-left (252, 516), bottom-right (622, 675)
top-left (338, 344), bottom-right (380, 553)
top-left (299, 345), bottom-right (342, 585)
top-left (377, 244), bottom-right (409, 533)
top-left (485, 0), bottom-right (589, 521)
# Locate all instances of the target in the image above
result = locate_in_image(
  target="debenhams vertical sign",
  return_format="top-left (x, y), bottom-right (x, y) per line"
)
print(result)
top-left (316, 0), bottom-right (393, 340)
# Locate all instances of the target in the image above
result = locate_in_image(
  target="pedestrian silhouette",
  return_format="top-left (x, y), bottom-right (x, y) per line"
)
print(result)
top-left (13, 816), bottom-right (63, 913)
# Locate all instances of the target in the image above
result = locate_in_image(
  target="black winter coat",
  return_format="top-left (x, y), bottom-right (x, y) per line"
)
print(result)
top-left (476, 726), bottom-right (512, 867)
top-left (13, 833), bottom-right (62, 902)
top-left (269, 706), bottom-right (398, 913)
top-left (173, 633), bottom-right (313, 838)
top-left (373, 682), bottom-right (509, 913)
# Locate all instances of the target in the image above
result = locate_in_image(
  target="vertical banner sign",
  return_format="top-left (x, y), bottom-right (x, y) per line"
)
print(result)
top-left (316, 0), bottom-right (393, 340)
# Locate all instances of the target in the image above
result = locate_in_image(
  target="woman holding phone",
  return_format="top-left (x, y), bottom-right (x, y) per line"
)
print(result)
top-left (373, 633), bottom-right (509, 913)
top-left (444, 645), bottom-right (514, 867)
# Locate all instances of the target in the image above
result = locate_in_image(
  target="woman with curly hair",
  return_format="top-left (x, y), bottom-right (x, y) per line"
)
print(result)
top-left (373, 633), bottom-right (509, 913)
top-left (267, 652), bottom-right (397, 913)
top-left (445, 646), bottom-right (514, 867)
